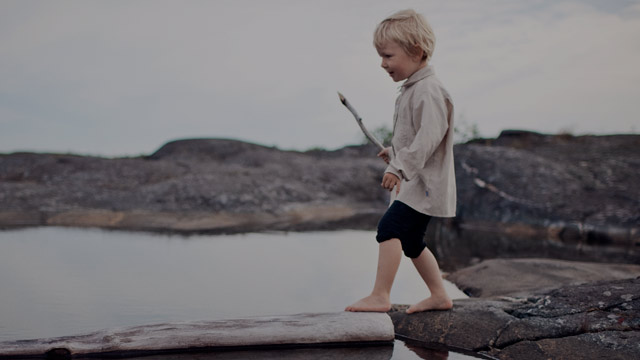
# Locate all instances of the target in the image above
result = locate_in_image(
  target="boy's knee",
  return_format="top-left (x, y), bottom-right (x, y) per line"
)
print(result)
top-left (400, 238), bottom-right (425, 258)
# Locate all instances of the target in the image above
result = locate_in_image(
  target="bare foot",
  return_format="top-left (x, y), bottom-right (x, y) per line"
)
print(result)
top-left (406, 295), bottom-right (453, 314)
top-left (345, 294), bottom-right (391, 312)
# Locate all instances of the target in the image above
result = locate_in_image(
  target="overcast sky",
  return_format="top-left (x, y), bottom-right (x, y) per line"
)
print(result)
top-left (2, 0), bottom-right (639, 157)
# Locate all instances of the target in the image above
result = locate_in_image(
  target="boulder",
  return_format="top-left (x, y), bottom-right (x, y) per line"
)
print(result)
top-left (446, 258), bottom-right (640, 298)
top-left (390, 276), bottom-right (640, 359)
top-left (448, 132), bottom-right (639, 262)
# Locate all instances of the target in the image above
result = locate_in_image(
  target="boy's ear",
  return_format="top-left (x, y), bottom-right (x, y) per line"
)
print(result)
top-left (412, 46), bottom-right (425, 62)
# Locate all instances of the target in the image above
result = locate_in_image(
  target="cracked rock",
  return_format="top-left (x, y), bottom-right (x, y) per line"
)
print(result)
top-left (390, 260), bottom-right (640, 359)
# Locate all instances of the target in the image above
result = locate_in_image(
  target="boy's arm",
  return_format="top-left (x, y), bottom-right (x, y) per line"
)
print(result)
top-left (388, 91), bottom-right (449, 181)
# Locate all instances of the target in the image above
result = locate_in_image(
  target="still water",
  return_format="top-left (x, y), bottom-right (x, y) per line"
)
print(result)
top-left (0, 227), bottom-right (476, 359)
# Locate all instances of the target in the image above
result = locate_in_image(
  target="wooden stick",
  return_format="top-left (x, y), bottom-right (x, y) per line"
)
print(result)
top-left (338, 92), bottom-right (385, 150)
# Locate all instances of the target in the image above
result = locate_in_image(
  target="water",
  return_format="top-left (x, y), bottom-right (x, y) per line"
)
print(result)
top-left (0, 227), bottom-right (477, 359)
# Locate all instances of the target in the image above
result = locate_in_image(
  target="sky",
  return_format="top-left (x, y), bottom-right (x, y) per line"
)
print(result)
top-left (1, 0), bottom-right (639, 157)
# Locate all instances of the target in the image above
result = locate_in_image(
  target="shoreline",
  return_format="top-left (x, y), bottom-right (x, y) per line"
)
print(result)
top-left (2, 210), bottom-right (638, 273)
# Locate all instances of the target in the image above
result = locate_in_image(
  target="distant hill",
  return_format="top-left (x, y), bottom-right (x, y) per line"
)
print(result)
top-left (1, 131), bottom-right (638, 267)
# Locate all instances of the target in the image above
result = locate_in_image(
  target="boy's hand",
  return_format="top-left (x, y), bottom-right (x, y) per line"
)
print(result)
top-left (377, 147), bottom-right (391, 164)
top-left (381, 172), bottom-right (401, 194)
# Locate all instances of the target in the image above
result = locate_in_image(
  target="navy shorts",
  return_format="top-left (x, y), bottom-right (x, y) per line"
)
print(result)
top-left (376, 201), bottom-right (432, 258)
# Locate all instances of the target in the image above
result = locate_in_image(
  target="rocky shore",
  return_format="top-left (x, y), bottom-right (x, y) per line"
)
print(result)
top-left (440, 131), bottom-right (640, 269)
top-left (392, 258), bottom-right (640, 359)
top-left (0, 139), bottom-right (388, 233)
top-left (1, 131), bottom-right (638, 267)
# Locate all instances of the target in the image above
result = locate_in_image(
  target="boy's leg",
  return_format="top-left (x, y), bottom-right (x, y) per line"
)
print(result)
top-left (407, 246), bottom-right (453, 313)
top-left (345, 238), bottom-right (402, 312)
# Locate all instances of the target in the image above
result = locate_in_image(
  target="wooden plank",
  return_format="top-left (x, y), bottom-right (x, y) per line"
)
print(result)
top-left (0, 312), bottom-right (394, 358)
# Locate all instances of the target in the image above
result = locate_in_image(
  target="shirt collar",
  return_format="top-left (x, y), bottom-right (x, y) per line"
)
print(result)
top-left (402, 65), bottom-right (434, 88)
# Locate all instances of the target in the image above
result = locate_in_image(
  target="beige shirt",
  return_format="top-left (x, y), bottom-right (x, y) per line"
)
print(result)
top-left (386, 65), bottom-right (456, 217)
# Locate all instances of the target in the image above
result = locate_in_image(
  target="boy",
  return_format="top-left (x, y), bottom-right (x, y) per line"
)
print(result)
top-left (346, 9), bottom-right (456, 314)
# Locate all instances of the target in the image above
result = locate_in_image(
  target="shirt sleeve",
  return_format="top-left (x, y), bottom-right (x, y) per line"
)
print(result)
top-left (388, 89), bottom-right (449, 181)
top-left (383, 147), bottom-right (401, 177)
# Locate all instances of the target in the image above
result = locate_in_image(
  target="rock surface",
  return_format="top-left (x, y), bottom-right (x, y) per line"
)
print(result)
top-left (435, 130), bottom-right (640, 270)
top-left (0, 139), bottom-right (388, 233)
top-left (391, 259), bottom-right (640, 359)
top-left (446, 258), bottom-right (640, 298)
top-left (457, 131), bottom-right (640, 230)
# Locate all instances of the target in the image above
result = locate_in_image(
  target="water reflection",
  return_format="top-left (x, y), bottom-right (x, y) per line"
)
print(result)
top-left (428, 219), bottom-right (639, 272)
top-left (395, 337), bottom-right (493, 360)
top-left (0, 227), bottom-right (474, 359)
top-left (404, 345), bottom-right (449, 360)
top-left (112, 343), bottom-right (487, 360)
top-left (124, 345), bottom-right (394, 360)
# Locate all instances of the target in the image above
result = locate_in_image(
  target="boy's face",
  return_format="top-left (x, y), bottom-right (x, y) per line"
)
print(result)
top-left (376, 41), bottom-right (425, 82)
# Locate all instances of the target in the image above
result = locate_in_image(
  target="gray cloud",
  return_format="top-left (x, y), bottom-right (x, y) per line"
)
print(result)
top-left (1, 0), bottom-right (639, 156)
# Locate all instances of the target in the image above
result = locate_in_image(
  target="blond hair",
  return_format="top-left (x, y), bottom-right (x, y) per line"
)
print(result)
top-left (373, 9), bottom-right (435, 63)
